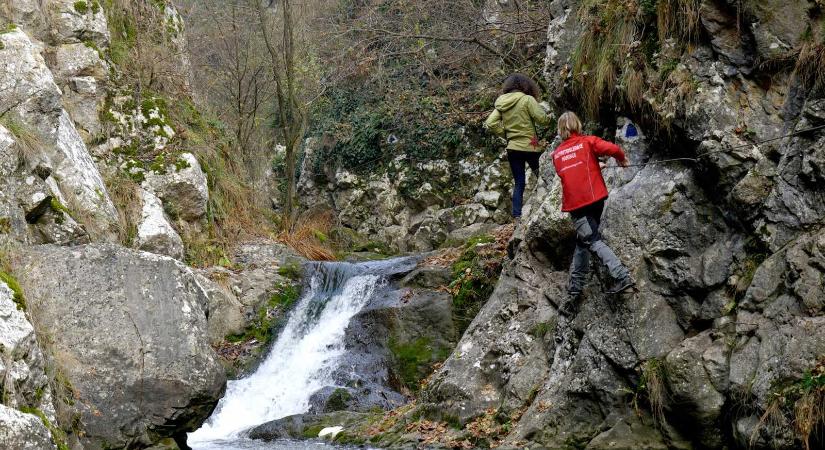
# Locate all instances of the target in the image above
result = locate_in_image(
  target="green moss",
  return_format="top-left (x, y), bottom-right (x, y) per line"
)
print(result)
top-left (529, 321), bottom-right (555, 338)
top-left (226, 282), bottom-right (301, 344)
top-left (174, 156), bottom-right (191, 171)
top-left (448, 240), bottom-right (502, 333)
top-left (0, 271), bottom-right (26, 311)
top-left (389, 337), bottom-right (448, 392)
top-left (325, 388), bottom-right (353, 412)
top-left (0, 217), bottom-right (11, 234)
top-left (73, 1), bottom-right (88, 14)
top-left (1, 22), bottom-right (17, 34)
top-left (302, 424), bottom-right (325, 438)
top-left (74, 1), bottom-right (100, 15)
top-left (18, 407), bottom-right (70, 450)
top-left (277, 261), bottom-right (303, 280)
top-left (49, 198), bottom-right (72, 224)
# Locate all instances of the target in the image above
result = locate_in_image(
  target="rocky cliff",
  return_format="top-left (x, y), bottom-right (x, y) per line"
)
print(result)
top-left (327, 1), bottom-right (825, 449)
top-left (0, 1), bottom-right (298, 448)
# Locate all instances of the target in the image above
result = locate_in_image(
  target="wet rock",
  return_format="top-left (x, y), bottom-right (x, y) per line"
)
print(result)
top-left (0, 404), bottom-right (56, 450)
top-left (585, 417), bottom-right (669, 450)
top-left (399, 266), bottom-right (452, 289)
top-left (135, 188), bottom-right (184, 260)
top-left (16, 244), bottom-right (226, 449)
top-left (248, 411), bottom-right (368, 441)
top-left (700, 0), bottom-right (755, 70)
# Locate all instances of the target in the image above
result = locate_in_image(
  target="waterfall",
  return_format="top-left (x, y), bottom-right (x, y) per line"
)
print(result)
top-left (189, 257), bottom-right (417, 444)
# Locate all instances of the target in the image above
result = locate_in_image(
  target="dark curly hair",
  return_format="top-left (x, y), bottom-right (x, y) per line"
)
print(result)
top-left (502, 73), bottom-right (541, 99)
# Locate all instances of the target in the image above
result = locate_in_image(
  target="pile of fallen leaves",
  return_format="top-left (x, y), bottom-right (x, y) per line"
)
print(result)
top-left (421, 223), bottom-right (514, 268)
top-left (363, 402), bottom-right (418, 438)
top-left (212, 339), bottom-right (261, 366)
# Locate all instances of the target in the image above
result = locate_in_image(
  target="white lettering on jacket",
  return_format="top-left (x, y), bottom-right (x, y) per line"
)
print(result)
top-left (554, 143), bottom-right (583, 160)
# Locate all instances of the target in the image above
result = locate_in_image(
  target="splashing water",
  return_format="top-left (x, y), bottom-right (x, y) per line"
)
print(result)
top-left (190, 259), bottom-right (414, 444)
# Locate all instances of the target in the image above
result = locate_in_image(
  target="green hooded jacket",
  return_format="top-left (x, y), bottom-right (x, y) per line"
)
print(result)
top-left (484, 92), bottom-right (550, 152)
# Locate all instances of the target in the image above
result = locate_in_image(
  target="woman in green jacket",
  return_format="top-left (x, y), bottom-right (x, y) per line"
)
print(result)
top-left (484, 74), bottom-right (550, 220)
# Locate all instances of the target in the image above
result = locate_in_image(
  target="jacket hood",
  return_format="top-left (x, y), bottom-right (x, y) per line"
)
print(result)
top-left (494, 92), bottom-right (527, 112)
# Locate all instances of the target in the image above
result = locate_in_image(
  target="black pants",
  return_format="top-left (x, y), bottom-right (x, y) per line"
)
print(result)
top-left (507, 150), bottom-right (541, 217)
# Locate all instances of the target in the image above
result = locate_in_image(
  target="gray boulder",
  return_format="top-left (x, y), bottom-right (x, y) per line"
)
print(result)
top-left (143, 153), bottom-right (209, 222)
top-left (0, 281), bottom-right (55, 421)
top-left (135, 188), bottom-right (185, 260)
top-left (15, 244), bottom-right (226, 449)
top-left (46, 0), bottom-right (110, 47)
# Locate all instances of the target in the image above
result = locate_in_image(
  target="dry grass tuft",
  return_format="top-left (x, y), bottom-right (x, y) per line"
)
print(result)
top-left (104, 170), bottom-right (142, 245)
top-left (657, 0), bottom-right (702, 43)
top-left (277, 211), bottom-right (337, 261)
top-left (572, 0), bottom-right (638, 117)
top-left (643, 359), bottom-right (667, 425)
top-left (752, 359), bottom-right (824, 450)
top-left (0, 115), bottom-right (43, 167)
top-left (795, 41), bottom-right (825, 94)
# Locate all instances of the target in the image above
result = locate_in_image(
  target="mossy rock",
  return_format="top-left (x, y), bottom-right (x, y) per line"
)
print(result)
top-left (0, 271), bottom-right (26, 311)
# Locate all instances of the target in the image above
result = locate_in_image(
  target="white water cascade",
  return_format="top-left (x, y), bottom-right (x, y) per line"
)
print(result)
top-left (189, 259), bottom-right (413, 445)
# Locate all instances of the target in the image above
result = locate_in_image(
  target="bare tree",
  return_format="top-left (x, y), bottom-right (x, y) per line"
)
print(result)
top-left (256, 0), bottom-right (306, 224)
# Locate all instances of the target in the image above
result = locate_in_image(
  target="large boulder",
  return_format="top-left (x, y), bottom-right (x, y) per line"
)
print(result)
top-left (15, 244), bottom-right (226, 449)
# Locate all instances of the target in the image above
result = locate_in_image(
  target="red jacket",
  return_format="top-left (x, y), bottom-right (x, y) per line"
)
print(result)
top-left (552, 133), bottom-right (627, 212)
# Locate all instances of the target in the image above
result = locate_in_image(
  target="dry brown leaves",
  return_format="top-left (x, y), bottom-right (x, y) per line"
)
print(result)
top-left (421, 246), bottom-right (463, 268)
top-left (420, 223), bottom-right (514, 268)
top-left (364, 402), bottom-right (417, 437)
top-left (212, 339), bottom-right (260, 364)
top-left (276, 211), bottom-right (337, 261)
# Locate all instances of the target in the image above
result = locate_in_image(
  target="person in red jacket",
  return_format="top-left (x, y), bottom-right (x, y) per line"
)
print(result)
top-left (552, 112), bottom-right (634, 314)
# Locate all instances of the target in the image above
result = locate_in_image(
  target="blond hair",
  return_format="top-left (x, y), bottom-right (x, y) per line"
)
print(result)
top-left (557, 111), bottom-right (582, 140)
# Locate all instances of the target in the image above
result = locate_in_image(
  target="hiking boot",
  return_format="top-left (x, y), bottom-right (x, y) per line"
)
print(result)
top-left (607, 276), bottom-right (635, 295)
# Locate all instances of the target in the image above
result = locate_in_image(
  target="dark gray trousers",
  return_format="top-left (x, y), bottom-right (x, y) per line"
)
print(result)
top-left (567, 200), bottom-right (629, 295)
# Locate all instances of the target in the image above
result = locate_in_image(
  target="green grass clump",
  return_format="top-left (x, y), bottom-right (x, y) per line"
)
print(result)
top-left (0, 271), bottom-right (26, 311)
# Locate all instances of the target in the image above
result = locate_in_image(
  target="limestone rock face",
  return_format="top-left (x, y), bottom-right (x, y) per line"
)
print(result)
top-left (45, 0), bottom-right (110, 47)
top-left (0, 29), bottom-right (119, 241)
top-left (298, 141), bottom-right (516, 252)
top-left (0, 282), bottom-right (56, 422)
top-left (135, 188), bottom-right (185, 260)
top-left (0, 404), bottom-right (56, 450)
top-left (15, 244), bottom-right (226, 449)
top-left (45, 42), bottom-right (108, 139)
